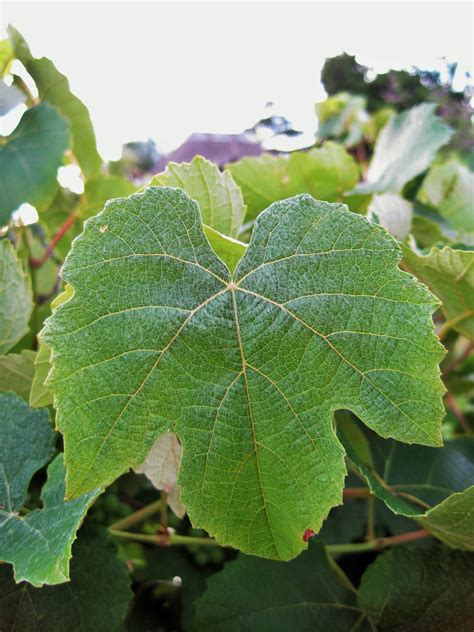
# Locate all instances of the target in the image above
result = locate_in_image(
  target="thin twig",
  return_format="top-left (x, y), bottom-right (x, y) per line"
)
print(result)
top-left (445, 392), bottom-right (471, 434)
top-left (30, 212), bottom-right (77, 268)
top-left (109, 499), bottom-right (163, 531)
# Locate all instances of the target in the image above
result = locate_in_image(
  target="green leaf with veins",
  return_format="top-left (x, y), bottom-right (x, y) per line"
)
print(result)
top-left (402, 245), bottom-right (474, 341)
top-left (194, 542), bottom-right (366, 631)
top-left (338, 413), bottom-right (474, 550)
top-left (354, 104), bottom-right (453, 195)
top-left (0, 103), bottom-right (70, 224)
top-left (0, 524), bottom-right (132, 631)
top-left (0, 240), bottom-right (33, 354)
top-left (358, 546), bottom-right (474, 631)
top-left (226, 141), bottom-right (361, 222)
top-left (0, 393), bottom-right (101, 586)
top-left (151, 156), bottom-right (247, 270)
top-left (43, 188), bottom-right (444, 560)
top-left (0, 350), bottom-right (36, 400)
top-left (152, 156), bottom-right (246, 238)
top-left (9, 26), bottom-right (102, 178)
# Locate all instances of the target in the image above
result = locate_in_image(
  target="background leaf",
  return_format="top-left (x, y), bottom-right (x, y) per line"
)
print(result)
top-left (0, 350), bottom-right (36, 400)
top-left (354, 104), bottom-right (453, 194)
top-left (402, 245), bottom-right (474, 340)
top-left (226, 141), bottom-right (360, 221)
top-left (194, 543), bottom-right (365, 631)
top-left (0, 524), bottom-right (132, 631)
top-left (358, 546), bottom-right (474, 631)
top-left (9, 26), bottom-right (102, 179)
top-left (0, 240), bottom-right (33, 354)
top-left (0, 104), bottom-right (70, 223)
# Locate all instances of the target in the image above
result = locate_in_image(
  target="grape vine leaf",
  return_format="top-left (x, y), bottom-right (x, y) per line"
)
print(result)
top-left (43, 188), bottom-right (445, 560)
top-left (368, 193), bottom-right (413, 241)
top-left (0, 393), bottom-right (101, 586)
top-left (0, 350), bottom-right (36, 400)
top-left (354, 104), bottom-right (453, 194)
top-left (417, 158), bottom-right (474, 235)
top-left (136, 433), bottom-right (185, 517)
top-left (226, 141), bottom-right (361, 221)
top-left (9, 26), bottom-right (102, 178)
top-left (338, 413), bottom-right (474, 550)
top-left (151, 156), bottom-right (247, 271)
top-left (0, 524), bottom-right (132, 631)
top-left (0, 240), bottom-right (33, 354)
top-left (0, 38), bottom-right (14, 76)
top-left (358, 546), bottom-right (474, 631)
top-left (194, 543), bottom-right (366, 631)
top-left (402, 245), bottom-right (474, 341)
top-left (0, 103), bottom-right (70, 224)
top-left (152, 156), bottom-right (246, 238)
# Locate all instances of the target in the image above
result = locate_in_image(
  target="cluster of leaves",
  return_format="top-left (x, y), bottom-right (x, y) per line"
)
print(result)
top-left (1, 27), bottom-right (473, 631)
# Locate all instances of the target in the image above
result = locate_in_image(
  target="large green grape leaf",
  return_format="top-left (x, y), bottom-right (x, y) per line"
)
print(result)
top-left (43, 188), bottom-right (445, 560)
top-left (152, 156), bottom-right (246, 238)
top-left (338, 414), bottom-right (474, 550)
top-left (354, 104), bottom-right (453, 195)
top-left (0, 240), bottom-right (33, 354)
top-left (9, 26), bottom-right (102, 178)
top-left (0, 350), bottom-right (36, 400)
top-left (0, 393), bottom-right (101, 586)
top-left (195, 543), bottom-right (366, 631)
top-left (0, 524), bottom-right (132, 631)
top-left (417, 159), bottom-right (474, 236)
top-left (402, 245), bottom-right (474, 340)
top-left (358, 546), bottom-right (474, 631)
top-left (151, 156), bottom-right (247, 271)
top-left (0, 103), bottom-right (70, 224)
top-left (226, 141), bottom-right (360, 221)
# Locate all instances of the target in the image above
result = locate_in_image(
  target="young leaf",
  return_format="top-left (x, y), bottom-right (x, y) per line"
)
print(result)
top-left (0, 240), bottom-right (33, 354)
top-left (152, 156), bottom-right (246, 238)
top-left (43, 188), bottom-right (444, 560)
top-left (354, 104), bottom-right (453, 194)
top-left (358, 546), bottom-right (474, 631)
top-left (417, 158), bottom-right (474, 235)
top-left (0, 524), bottom-right (132, 631)
top-left (194, 543), bottom-right (365, 631)
top-left (0, 350), bottom-right (36, 400)
top-left (402, 245), bottom-right (474, 340)
top-left (151, 156), bottom-right (248, 270)
top-left (338, 414), bottom-right (474, 550)
top-left (136, 433), bottom-right (185, 517)
top-left (226, 141), bottom-right (360, 221)
top-left (9, 26), bottom-right (102, 178)
top-left (0, 103), bottom-right (70, 224)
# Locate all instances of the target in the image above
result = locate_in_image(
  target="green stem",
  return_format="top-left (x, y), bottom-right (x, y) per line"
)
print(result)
top-left (326, 528), bottom-right (431, 555)
top-left (438, 312), bottom-right (473, 340)
top-left (109, 529), bottom-right (221, 547)
top-left (109, 499), bottom-right (163, 531)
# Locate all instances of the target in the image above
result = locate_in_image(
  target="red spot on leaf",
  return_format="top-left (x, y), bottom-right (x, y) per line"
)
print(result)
top-left (303, 529), bottom-right (316, 542)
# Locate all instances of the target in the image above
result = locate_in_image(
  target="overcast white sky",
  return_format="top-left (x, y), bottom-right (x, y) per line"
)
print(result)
top-left (1, 1), bottom-right (473, 159)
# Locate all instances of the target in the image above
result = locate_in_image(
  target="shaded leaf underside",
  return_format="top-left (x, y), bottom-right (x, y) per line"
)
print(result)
top-left (44, 188), bottom-right (444, 559)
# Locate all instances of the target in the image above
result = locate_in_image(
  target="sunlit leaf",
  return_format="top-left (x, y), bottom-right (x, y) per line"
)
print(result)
top-left (0, 240), bottom-right (33, 354)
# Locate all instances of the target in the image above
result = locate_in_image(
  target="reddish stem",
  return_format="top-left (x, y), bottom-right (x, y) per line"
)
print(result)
top-left (30, 212), bottom-right (77, 268)
top-left (445, 392), bottom-right (471, 433)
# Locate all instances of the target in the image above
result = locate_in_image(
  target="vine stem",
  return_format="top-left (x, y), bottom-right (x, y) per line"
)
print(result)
top-left (29, 211), bottom-right (77, 268)
top-left (109, 529), bottom-right (221, 547)
top-left (445, 392), bottom-right (471, 434)
top-left (438, 312), bottom-right (473, 341)
top-left (109, 499), bottom-right (163, 531)
top-left (109, 527), bottom-right (431, 552)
